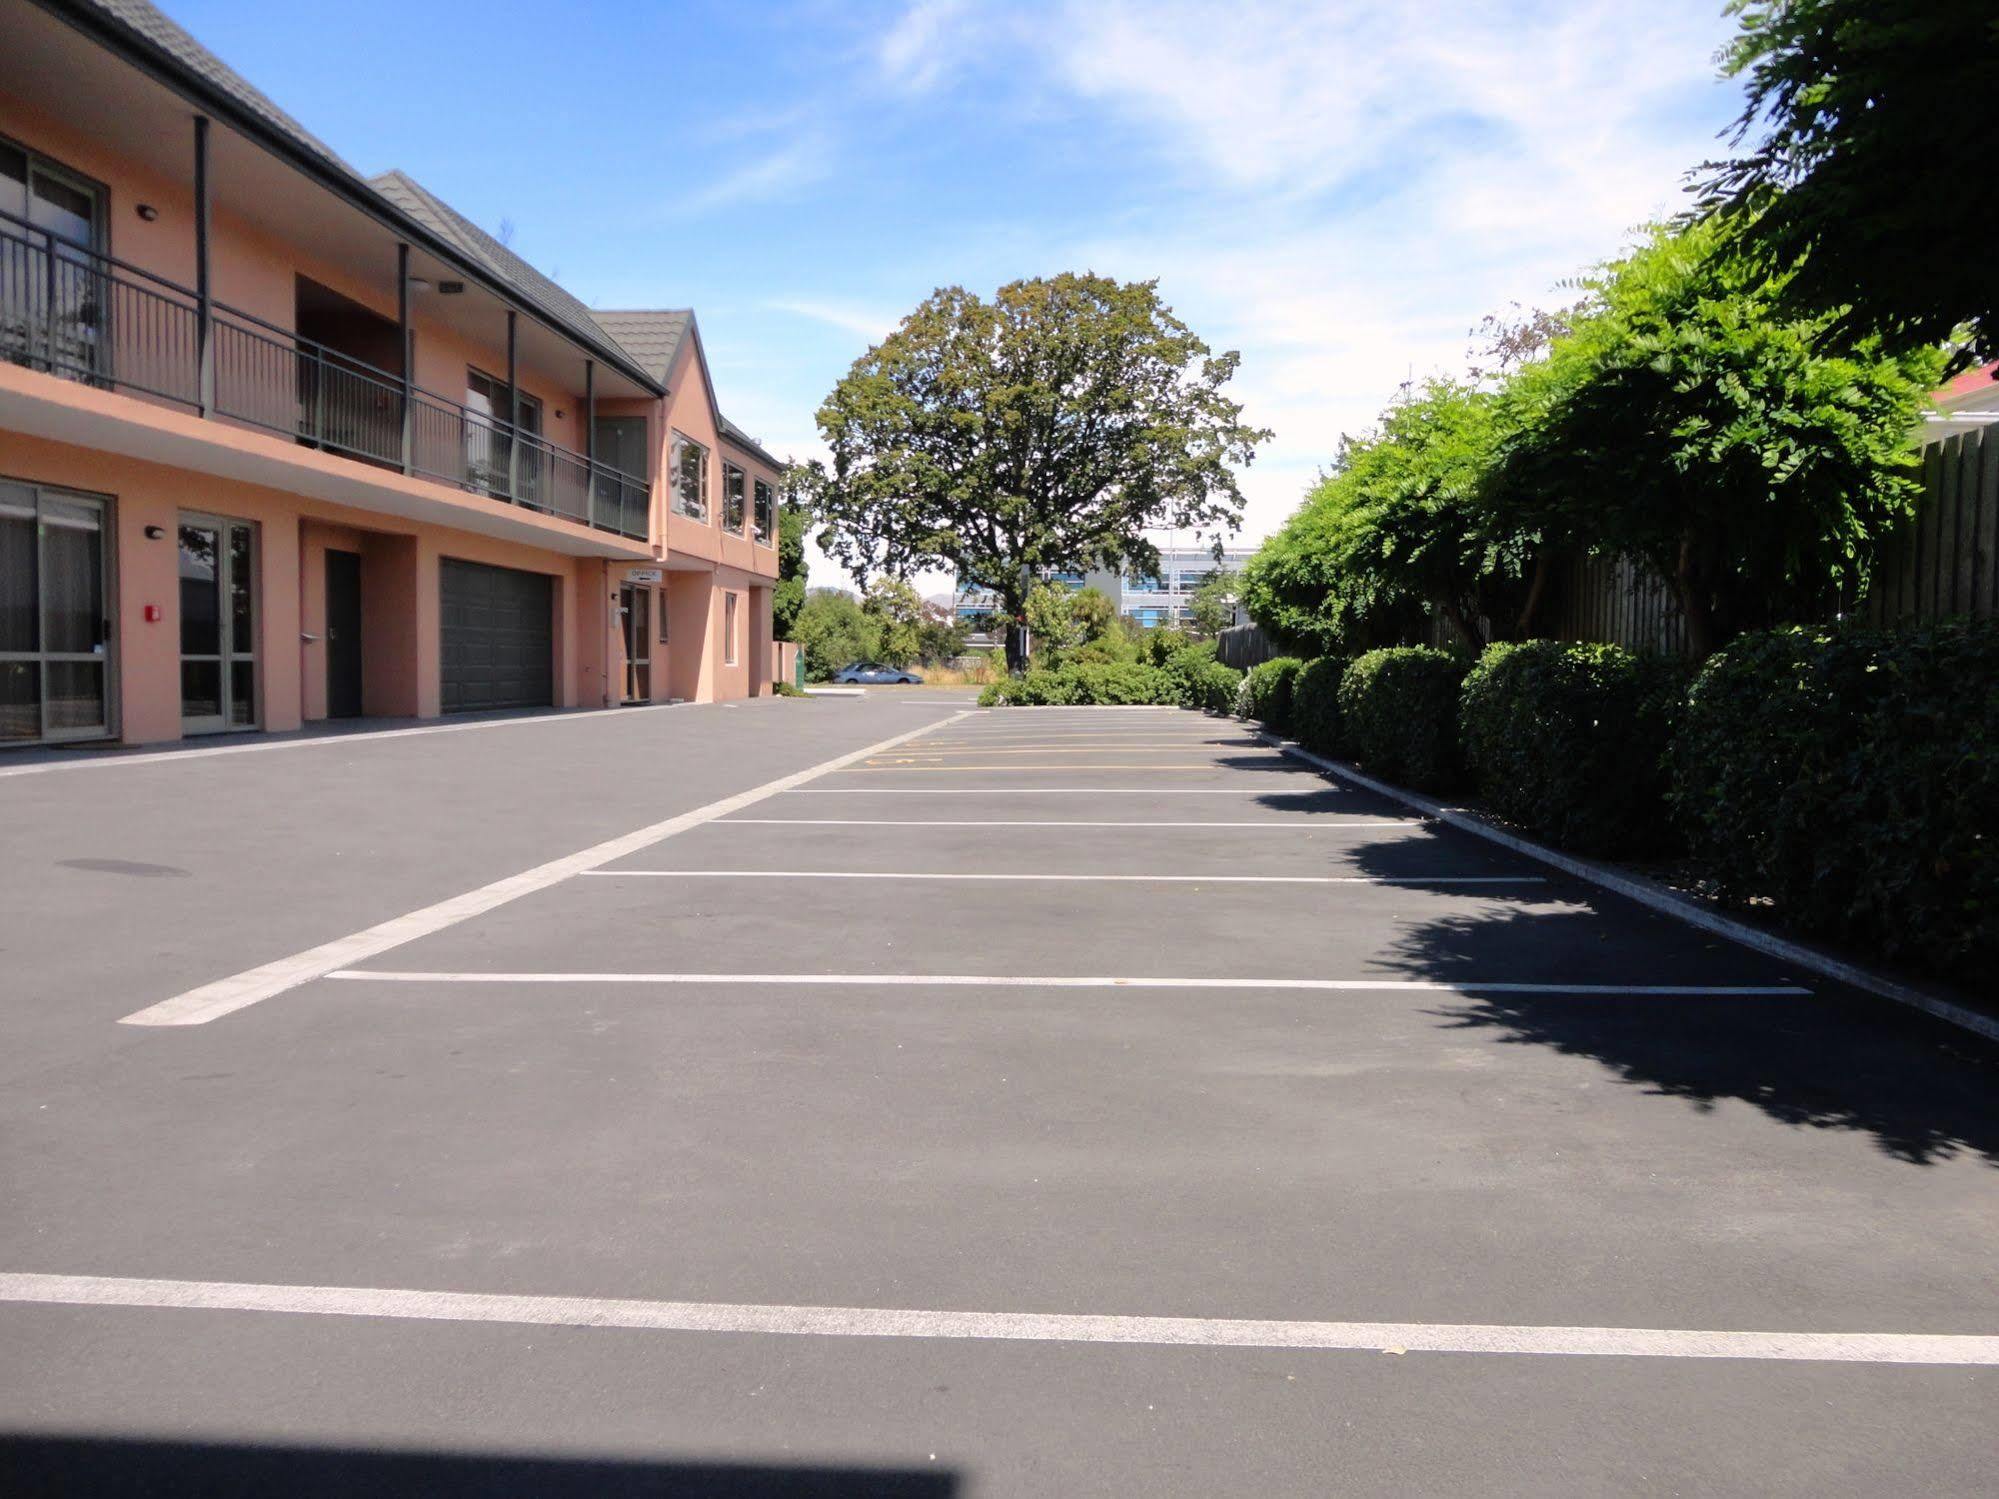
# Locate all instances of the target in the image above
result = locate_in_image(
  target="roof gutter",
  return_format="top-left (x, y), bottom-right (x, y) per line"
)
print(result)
top-left (29, 0), bottom-right (665, 395)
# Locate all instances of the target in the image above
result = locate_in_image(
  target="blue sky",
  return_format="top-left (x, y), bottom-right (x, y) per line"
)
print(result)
top-left (168, 0), bottom-right (1746, 590)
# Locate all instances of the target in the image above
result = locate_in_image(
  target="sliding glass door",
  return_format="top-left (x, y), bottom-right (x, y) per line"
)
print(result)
top-left (178, 514), bottom-right (256, 733)
top-left (0, 479), bottom-right (112, 743)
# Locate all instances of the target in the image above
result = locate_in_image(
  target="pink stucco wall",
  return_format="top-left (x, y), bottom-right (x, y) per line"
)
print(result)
top-left (0, 78), bottom-right (780, 741)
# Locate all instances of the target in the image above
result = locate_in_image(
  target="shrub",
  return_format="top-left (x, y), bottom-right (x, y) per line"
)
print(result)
top-left (981, 662), bottom-right (1176, 706)
top-left (1242, 656), bottom-right (1305, 732)
top-left (1290, 656), bottom-right (1347, 756)
top-left (1157, 641), bottom-right (1238, 712)
top-left (771, 680), bottom-right (808, 698)
top-left (1458, 640), bottom-right (1691, 856)
top-left (1141, 626), bottom-right (1197, 666)
top-left (1671, 620), bottom-right (1997, 984)
top-left (1338, 647), bottom-right (1469, 791)
top-left (1180, 659), bottom-right (1243, 713)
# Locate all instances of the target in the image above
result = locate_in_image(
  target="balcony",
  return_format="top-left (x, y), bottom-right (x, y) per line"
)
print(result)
top-left (0, 211), bottom-right (650, 541)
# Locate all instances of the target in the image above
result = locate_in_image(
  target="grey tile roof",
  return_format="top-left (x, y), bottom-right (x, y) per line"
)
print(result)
top-left (371, 170), bottom-right (633, 378)
top-left (589, 310), bottom-right (694, 384)
top-left (716, 414), bottom-right (785, 471)
top-left (72, 0), bottom-right (358, 178)
top-left (54, 1), bottom-right (661, 390)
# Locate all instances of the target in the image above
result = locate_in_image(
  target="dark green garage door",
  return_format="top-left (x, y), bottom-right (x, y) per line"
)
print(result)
top-left (439, 558), bottom-right (553, 713)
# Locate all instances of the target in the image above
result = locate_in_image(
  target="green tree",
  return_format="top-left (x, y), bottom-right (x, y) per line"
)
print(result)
top-left (1242, 379), bottom-right (1534, 654)
top-left (1023, 580), bottom-right (1084, 666)
top-left (1487, 222), bottom-right (1945, 656)
top-left (1069, 585), bottom-right (1117, 644)
top-left (1186, 567), bottom-right (1239, 637)
top-left (915, 599), bottom-right (971, 666)
top-left (804, 273), bottom-right (1270, 671)
top-left (861, 576), bottom-right (926, 667)
top-left (772, 488), bottom-right (809, 640)
top-left (1695, 0), bottom-right (1999, 358)
top-left (792, 590), bottom-right (880, 681)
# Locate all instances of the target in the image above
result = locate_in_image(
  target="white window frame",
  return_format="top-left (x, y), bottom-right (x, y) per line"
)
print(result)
top-left (670, 431), bottom-right (709, 522)
top-left (723, 591), bottom-right (739, 665)
top-left (722, 461), bottom-right (747, 535)
top-left (752, 476), bottom-right (775, 545)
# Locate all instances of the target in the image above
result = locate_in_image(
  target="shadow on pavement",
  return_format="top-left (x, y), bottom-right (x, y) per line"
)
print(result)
top-left (1357, 884), bottom-right (1999, 1167)
top-left (0, 1433), bottom-right (958, 1498)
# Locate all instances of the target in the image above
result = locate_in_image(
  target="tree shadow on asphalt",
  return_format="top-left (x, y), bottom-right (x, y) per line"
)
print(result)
top-left (1336, 837), bottom-right (1999, 1167)
top-left (0, 1433), bottom-right (958, 1498)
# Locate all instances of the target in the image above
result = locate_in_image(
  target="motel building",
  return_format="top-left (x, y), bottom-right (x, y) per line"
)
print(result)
top-left (0, 0), bottom-right (784, 750)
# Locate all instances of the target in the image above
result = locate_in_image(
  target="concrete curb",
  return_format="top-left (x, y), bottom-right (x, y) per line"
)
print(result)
top-left (1244, 725), bottom-right (1999, 1047)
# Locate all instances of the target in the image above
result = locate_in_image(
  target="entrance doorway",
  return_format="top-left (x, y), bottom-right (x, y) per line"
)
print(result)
top-left (178, 514), bottom-right (256, 733)
top-left (0, 478), bottom-right (112, 744)
top-left (325, 548), bottom-right (363, 718)
top-left (620, 583), bottom-right (651, 703)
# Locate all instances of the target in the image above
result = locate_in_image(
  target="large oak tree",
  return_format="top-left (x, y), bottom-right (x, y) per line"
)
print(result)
top-left (803, 273), bottom-right (1269, 669)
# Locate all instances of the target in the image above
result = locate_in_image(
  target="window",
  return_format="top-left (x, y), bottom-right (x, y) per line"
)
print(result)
top-left (2, 136), bottom-right (108, 382)
top-left (465, 369), bottom-right (541, 502)
top-left (0, 136), bottom-right (104, 252)
top-left (753, 477), bottom-right (775, 544)
top-left (724, 592), bottom-right (739, 665)
top-left (722, 462), bottom-right (746, 534)
top-left (670, 432), bottom-right (708, 521)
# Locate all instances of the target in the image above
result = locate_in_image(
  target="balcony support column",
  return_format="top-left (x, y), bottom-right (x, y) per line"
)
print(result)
top-left (397, 242), bottom-right (412, 474)
top-left (505, 309), bottom-right (518, 502)
top-left (584, 359), bottom-right (595, 466)
top-left (193, 115), bottom-right (213, 417)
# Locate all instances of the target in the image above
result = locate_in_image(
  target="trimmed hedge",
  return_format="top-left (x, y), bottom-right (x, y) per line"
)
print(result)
top-left (979, 661), bottom-right (1179, 706)
top-left (1159, 642), bottom-right (1242, 712)
top-left (1242, 656), bottom-right (1305, 733)
top-left (1290, 656), bottom-right (1346, 755)
top-left (1671, 620), bottom-right (1997, 984)
top-left (1337, 646), bottom-right (1468, 791)
top-left (1459, 640), bottom-right (1691, 856)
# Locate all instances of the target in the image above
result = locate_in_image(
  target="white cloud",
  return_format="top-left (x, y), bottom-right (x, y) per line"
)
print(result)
top-left (766, 299), bottom-right (902, 344)
top-left (1020, 0), bottom-right (1736, 543)
top-left (681, 138), bottom-right (832, 215)
top-left (876, 0), bottom-right (981, 93)
top-left (773, 0), bottom-right (1740, 560)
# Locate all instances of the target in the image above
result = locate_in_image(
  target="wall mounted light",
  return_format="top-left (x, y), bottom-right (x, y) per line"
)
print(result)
top-left (406, 276), bottom-right (432, 292)
top-left (143, 524), bottom-right (166, 540)
top-left (135, 204), bottom-right (159, 222)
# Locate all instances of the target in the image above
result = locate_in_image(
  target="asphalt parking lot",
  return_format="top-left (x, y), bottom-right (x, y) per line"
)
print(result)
top-left (3, 696), bottom-right (1996, 1496)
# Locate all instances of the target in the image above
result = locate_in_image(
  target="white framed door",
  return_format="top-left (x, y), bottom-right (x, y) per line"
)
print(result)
top-left (178, 512), bottom-right (257, 734)
top-left (0, 478), bottom-right (113, 744)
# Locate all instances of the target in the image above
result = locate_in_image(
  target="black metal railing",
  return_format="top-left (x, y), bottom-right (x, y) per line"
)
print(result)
top-left (0, 211), bottom-right (651, 542)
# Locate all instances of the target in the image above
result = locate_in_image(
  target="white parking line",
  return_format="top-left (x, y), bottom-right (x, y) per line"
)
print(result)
top-left (6, 1271), bottom-right (1969, 1364)
top-left (720, 818), bottom-right (1421, 829)
top-left (582, 870), bottom-right (1543, 886)
top-left (783, 788), bottom-right (1351, 795)
top-left (327, 971), bottom-right (1809, 996)
top-left (115, 711), bottom-right (975, 1027)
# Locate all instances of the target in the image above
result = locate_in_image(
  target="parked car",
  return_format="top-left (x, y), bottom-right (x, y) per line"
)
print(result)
top-left (833, 662), bottom-right (924, 685)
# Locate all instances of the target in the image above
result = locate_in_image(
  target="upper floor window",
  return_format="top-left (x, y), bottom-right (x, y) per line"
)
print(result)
top-left (670, 432), bottom-right (709, 521)
top-left (753, 477), bottom-right (775, 545)
top-left (0, 136), bottom-right (103, 253)
top-left (722, 462), bottom-right (747, 534)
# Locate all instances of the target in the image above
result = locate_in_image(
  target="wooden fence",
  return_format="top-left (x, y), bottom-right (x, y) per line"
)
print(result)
top-left (1863, 425), bottom-right (1999, 624)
